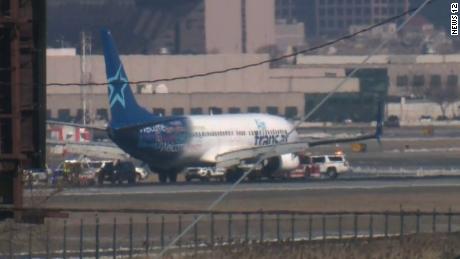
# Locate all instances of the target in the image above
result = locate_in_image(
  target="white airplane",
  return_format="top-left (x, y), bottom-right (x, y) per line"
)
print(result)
top-left (53, 29), bottom-right (382, 183)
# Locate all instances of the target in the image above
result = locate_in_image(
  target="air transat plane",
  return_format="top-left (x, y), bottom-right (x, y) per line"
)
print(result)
top-left (101, 29), bottom-right (382, 183)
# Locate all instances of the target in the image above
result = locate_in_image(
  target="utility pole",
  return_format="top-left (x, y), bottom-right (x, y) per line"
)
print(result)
top-left (80, 31), bottom-right (92, 125)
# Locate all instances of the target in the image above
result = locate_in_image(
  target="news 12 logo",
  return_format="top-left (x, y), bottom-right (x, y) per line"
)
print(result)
top-left (452, 3), bottom-right (459, 36)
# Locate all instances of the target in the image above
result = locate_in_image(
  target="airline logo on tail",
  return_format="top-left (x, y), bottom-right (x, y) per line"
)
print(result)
top-left (108, 65), bottom-right (128, 108)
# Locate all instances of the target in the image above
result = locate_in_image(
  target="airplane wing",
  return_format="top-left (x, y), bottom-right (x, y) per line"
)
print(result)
top-left (216, 103), bottom-right (383, 168)
top-left (215, 131), bottom-right (378, 168)
top-left (47, 120), bottom-right (107, 131)
top-left (47, 139), bottom-right (128, 160)
top-left (199, 144), bottom-right (264, 164)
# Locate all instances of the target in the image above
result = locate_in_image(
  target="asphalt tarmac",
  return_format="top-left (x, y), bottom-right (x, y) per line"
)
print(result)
top-left (27, 177), bottom-right (460, 213)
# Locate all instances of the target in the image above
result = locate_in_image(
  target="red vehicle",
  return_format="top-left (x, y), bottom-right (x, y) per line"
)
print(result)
top-left (290, 154), bottom-right (320, 179)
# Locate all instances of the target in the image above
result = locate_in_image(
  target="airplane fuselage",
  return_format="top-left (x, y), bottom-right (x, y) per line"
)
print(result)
top-left (109, 113), bottom-right (299, 172)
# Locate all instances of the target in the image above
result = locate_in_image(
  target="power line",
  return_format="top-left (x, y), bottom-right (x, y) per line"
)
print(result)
top-left (157, 0), bottom-right (434, 257)
top-left (46, 1), bottom-right (435, 87)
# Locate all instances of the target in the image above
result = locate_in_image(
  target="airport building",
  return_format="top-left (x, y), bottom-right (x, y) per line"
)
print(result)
top-left (48, 52), bottom-right (460, 123)
top-left (46, 52), bottom-right (359, 123)
top-left (297, 54), bottom-right (460, 121)
top-left (297, 54), bottom-right (460, 98)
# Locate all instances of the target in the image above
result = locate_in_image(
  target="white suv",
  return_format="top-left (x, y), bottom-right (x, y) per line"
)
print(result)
top-left (310, 155), bottom-right (350, 179)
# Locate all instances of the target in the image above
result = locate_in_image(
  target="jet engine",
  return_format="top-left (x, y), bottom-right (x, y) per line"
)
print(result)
top-left (261, 153), bottom-right (300, 176)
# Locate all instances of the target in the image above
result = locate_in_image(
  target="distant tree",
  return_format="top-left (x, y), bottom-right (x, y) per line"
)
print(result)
top-left (255, 44), bottom-right (283, 67)
top-left (255, 44), bottom-right (281, 57)
top-left (424, 83), bottom-right (460, 118)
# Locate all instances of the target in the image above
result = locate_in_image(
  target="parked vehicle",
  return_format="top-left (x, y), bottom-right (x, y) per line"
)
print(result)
top-left (53, 159), bottom-right (98, 186)
top-left (308, 154), bottom-right (350, 179)
top-left (23, 168), bottom-right (52, 186)
top-left (385, 115), bottom-right (400, 128)
top-left (278, 164), bottom-right (315, 179)
top-left (184, 167), bottom-right (225, 182)
top-left (97, 160), bottom-right (136, 184)
top-left (419, 115), bottom-right (432, 123)
top-left (77, 169), bottom-right (97, 186)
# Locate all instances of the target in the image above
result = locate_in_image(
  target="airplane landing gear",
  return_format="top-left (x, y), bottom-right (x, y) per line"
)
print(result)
top-left (158, 171), bottom-right (168, 183)
top-left (225, 168), bottom-right (244, 183)
top-left (167, 171), bottom-right (177, 183)
top-left (157, 170), bottom-right (178, 183)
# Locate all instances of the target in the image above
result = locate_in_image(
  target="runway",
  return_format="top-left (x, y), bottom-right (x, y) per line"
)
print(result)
top-left (28, 177), bottom-right (460, 196)
top-left (27, 177), bottom-right (460, 213)
top-left (39, 127), bottom-right (460, 213)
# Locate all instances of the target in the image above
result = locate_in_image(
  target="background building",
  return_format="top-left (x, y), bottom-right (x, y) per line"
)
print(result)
top-left (314, 0), bottom-right (409, 36)
top-left (48, 0), bottom-right (276, 55)
top-left (46, 52), bottom-right (359, 123)
top-left (297, 54), bottom-right (460, 121)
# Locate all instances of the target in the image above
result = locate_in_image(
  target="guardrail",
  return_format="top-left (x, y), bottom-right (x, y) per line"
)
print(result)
top-left (0, 208), bottom-right (458, 258)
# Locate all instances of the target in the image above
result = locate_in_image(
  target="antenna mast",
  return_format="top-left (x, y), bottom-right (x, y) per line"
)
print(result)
top-left (80, 31), bottom-right (92, 125)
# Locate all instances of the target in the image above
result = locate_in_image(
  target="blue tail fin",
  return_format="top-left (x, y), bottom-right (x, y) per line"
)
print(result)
top-left (100, 29), bottom-right (154, 128)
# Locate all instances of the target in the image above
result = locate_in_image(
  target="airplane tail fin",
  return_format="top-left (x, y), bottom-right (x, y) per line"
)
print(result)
top-left (100, 29), bottom-right (153, 128)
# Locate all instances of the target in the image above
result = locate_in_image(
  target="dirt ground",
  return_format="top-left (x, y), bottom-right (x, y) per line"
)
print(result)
top-left (167, 233), bottom-right (460, 259)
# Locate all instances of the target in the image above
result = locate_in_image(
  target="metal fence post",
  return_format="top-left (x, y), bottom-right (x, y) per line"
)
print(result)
top-left (276, 213), bottom-right (280, 241)
top-left (416, 210), bottom-right (420, 234)
top-left (146, 216), bottom-right (150, 255)
top-left (353, 214), bottom-right (358, 239)
top-left (322, 214), bottom-right (326, 241)
top-left (96, 216), bottom-right (100, 259)
top-left (46, 221), bottom-right (50, 259)
top-left (400, 208), bottom-right (404, 240)
top-left (194, 215), bottom-right (198, 249)
top-left (28, 225), bottom-right (32, 259)
top-left (338, 214), bottom-right (342, 240)
top-left (129, 217), bottom-right (133, 258)
top-left (210, 213), bottom-right (214, 247)
top-left (113, 217), bottom-right (117, 259)
top-left (259, 212), bottom-right (264, 243)
top-left (291, 213), bottom-right (295, 241)
top-left (384, 211), bottom-right (388, 238)
top-left (245, 213), bottom-right (249, 243)
top-left (178, 214), bottom-right (182, 249)
top-left (161, 216), bottom-right (165, 249)
top-left (448, 208), bottom-right (452, 233)
top-left (63, 219), bottom-right (67, 259)
top-left (227, 213), bottom-right (232, 244)
top-left (369, 214), bottom-right (373, 239)
top-left (79, 218), bottom-right (83, 259)
top-left (8, 221), bottom-right (13, 259)
top-left (432, 208), bottom-right (437, 233)
top-left (308, 215), bottom-right (312, 241)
